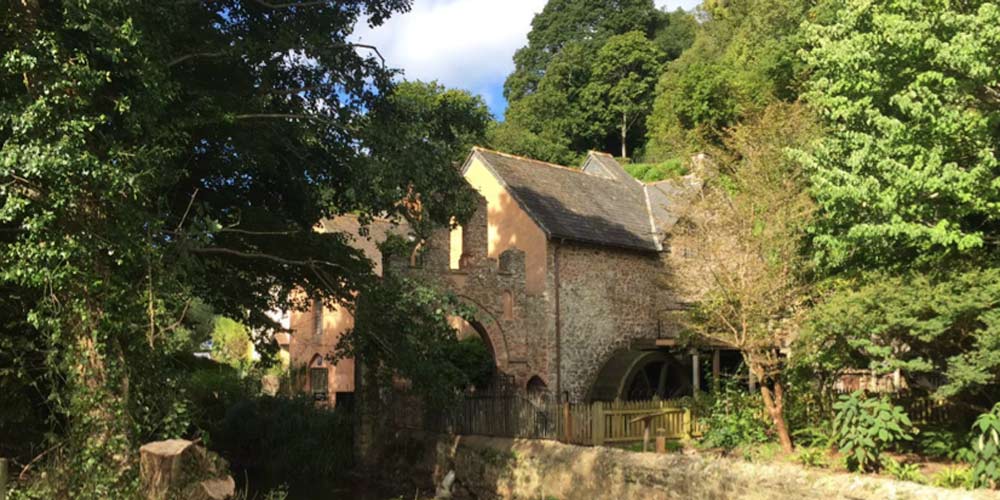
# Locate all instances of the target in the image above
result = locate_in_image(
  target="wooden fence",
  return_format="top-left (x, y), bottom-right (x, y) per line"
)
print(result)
top-left (390, 391), bottom-right (703, 446)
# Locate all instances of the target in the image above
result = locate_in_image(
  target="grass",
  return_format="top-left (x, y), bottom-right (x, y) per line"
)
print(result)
top-left (622, 158), bottom-right (688, 182)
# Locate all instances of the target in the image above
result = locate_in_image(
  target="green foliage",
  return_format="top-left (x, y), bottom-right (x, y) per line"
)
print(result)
top-left (918, 428), bottom-right (975, 464)
top-left (211, 317), bottom-right (254, 372)
top-left (799, 269), bottom-right (1000, 408)
top-left (341, 274), bottom-right (484, 408)
top-left (504, 0), bottom-right (677, 101)
top-left (832, 392), bottom-right (914, 472)
top-left (700, 380), bottom-right (771, 450)
top-left (799, 0), bottom-right (1000, 273)
top-left (795, 447), bottom-right (828, 468)
top-left (498, 1), bottom-right (695, 162)
top-left (645, 0), bottom-right (812, 158)
top-left (931, 466), bottom-right (974, 489)
top-left (1, 0), bottom-right (483, 495)
top-left (971, 402), bottom-right (1000, 489)
top-left (622, 159), bottom-right (687, 182)
top-left (444, 336), bottom-right (495, 391)
top-left (585, 31), bottom-right (665, 157)
top-left (882, 456), bottom-right (926, 484)
top-left (214, 396), bottom-right (352, 497)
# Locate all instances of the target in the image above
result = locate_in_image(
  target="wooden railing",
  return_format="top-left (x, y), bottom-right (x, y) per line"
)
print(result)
top-left (392, 391), bottom-right (703, 447)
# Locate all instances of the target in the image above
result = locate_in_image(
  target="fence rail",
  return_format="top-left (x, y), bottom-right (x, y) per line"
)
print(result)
top-left (391, 391), bottom-right (702, 446)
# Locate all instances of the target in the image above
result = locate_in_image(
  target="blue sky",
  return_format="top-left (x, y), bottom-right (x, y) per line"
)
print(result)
top-left (354, 0), bottom-right (702, 119)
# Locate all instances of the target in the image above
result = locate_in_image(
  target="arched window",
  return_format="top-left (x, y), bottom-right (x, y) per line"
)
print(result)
top-left (309, 354), bottom-right (328, 401)
top-left (526, 376), bottom-right (548, 401)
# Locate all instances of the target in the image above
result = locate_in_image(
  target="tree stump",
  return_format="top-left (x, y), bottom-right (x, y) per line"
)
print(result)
top-left (139, 439), bottom-right (234, 500)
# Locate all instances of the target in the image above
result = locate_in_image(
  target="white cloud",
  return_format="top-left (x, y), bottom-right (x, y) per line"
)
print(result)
top-left (354, 0), bottom-right (547, 93)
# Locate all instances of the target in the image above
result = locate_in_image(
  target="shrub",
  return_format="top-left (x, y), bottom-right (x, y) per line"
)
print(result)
top-left (700, 380), bottom-right (771, 450)
top-left (971, 402), bottom-right (1000, 489)
top-left (931, 466), bottom-right (973, 489)
top-left (832, 391), bottom-right (914, 472)
top-left (882, 456), bottom-right (925, 484)
top-left (918, 427), bottom-right (974, 463)
top-left (213, 396), bottom-right (352, 496)
top-left (792, 424), bottom-right (835, 450)
top-left (795, 447), bottom-right (827, 468)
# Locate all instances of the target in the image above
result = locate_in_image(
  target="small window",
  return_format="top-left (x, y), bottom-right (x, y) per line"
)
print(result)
top-left (502, 290), bottom-right (514, 320)
top-left (449, 223), bottom-right (463, 270)
top-left (310, 367), bottom-right (328, 400)
top-left (313, 298), bottom-right (323, 336)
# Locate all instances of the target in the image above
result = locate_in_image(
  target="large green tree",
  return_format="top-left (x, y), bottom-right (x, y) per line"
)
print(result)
top-left (0, 1), bottom-right (483, 495)
top-left (799, 0), bottom-right (1000, 273)
top-left (645, 0), bottom-right (814, 159)
top-left (503, 0), bottom-right (668, 102)
top-left (494, 1), bottom-right (695, 164)
top-left (794, 0), bottom-right (1000, 417)
top-left (585, 31), bottom-right (665, 158)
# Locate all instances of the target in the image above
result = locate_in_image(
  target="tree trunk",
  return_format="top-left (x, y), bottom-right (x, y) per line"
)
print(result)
top-left (760, 381), bottom-right (794, 453)
top-left (621, 112), bottom-right (628, 159)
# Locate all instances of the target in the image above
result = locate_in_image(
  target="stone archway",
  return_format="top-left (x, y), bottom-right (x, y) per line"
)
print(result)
top-left (453, 295), bottom-right (511, 368)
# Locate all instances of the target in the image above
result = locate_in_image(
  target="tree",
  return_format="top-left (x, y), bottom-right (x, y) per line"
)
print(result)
top-left (503, 0), bottom-right (667, 102)
top-left (1, 1), bottom-right (482, 494)
top-left (497, 1), bottom-right (696, 162)
top-left (798, 0), bottom-right (1000, 274)
top-left (586, 31), bottom-right (665, 158)
top-left (645, 0), bottom-right (812, 159)
top-left (797, 269), bottom-right (1000, 414)
top-left (492, 41), bottom-right (595, 165)
top-left (670, 103), bottom-right (819, 452)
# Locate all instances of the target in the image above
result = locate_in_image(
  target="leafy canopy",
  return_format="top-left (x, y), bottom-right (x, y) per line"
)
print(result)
top-left (0, 0), bottom-right (487, 494)
top-left (799, 0), bottom-right (1000, 273)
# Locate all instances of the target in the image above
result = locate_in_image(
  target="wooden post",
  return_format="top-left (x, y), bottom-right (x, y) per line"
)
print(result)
top-left (691, 351), bottom-right (701, 396)
top-left (591, 401), bottom-right (605, 446)
top-left (712, 349), bottom-right (721, 392)
top-left (563, 401), bottom-right (572, 443)
top-left (682, 408), bottom-right (692, 440)
top-left (1, 457), bottom-right (7, 500)
top-left (655, 428), bottom-right (666, 454)
top-left (642, 421), bottom-right (651, 452)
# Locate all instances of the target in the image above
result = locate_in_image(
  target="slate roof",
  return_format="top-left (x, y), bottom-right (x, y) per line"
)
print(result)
top-left (645, 176), bottom-right (703, 232)
top-left (467, 148), bottom-right (695, 253)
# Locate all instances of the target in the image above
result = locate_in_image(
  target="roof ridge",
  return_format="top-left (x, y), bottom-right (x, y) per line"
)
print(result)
top-left (472, 146), bottom-right (594, 176)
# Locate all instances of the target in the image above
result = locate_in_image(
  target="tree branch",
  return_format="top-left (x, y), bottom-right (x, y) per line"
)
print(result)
top-left (167, 51), bottom-right (225, 68)
top-left (189, 246), bottom-right (347, 271)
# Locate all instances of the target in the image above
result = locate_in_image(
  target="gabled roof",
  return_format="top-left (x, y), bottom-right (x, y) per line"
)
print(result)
top-left (466, 148), bottom-right (665, 252)
top-left (645, 176), bottom-right (703, 232)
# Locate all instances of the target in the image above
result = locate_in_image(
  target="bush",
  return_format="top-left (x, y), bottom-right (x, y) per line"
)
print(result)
top-left (931, 466), bottom-right (973, 489)
top-left (700, 380), bottom-right (771, 450)
top-left (213, 396), bottom-right (352, 496)
top-left (832, 391), bottom-right (914, 472)
top-left (795, 447), bottom-right (827, 468)
top-left (971, 402), bottom-right (1000, 489)
top-left (918, 427), bottom-right (974, 463)
top-left (882, 456), bottom-right (925, 483)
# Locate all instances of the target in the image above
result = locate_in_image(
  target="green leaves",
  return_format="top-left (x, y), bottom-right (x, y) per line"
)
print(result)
top-left (971, 403), bottom-right (1000, 488)
top-left (833, 391), bottom-right (914, 472)
top-left (799, 0), bottom-right (1000, 273)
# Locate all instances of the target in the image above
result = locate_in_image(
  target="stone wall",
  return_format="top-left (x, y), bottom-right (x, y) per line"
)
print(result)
top-left (409, 433), bottom-right (998, 500)
top-left (552, 241), bottom-right (675, 401)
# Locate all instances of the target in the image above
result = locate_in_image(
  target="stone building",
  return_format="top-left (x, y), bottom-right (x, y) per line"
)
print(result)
top-left (283, 147), bottom-right (736, 405)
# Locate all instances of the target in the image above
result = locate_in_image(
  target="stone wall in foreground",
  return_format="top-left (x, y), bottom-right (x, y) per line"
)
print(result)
top-left (405, 433), bottom-right (998, 500)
